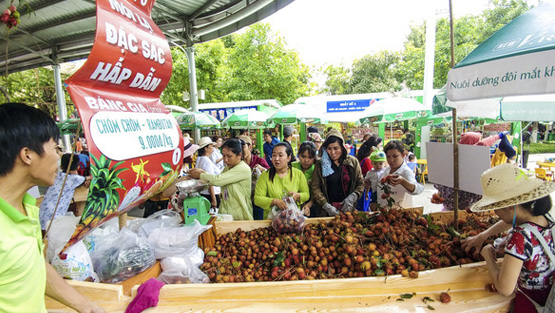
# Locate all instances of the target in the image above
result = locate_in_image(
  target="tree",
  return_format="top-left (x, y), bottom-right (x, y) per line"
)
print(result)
top-left (224, 23), bottom-right (311, 104)
top-left (0, 67), bottom-right (72, 118)
top-left (395, 0), bottom-right (530, 90)
top-left (349, 51), bottom-right (402, 93)
top-left (319, 64), bottom-right (350, 95)
top-left (161, 39), bottom-right (229, 107)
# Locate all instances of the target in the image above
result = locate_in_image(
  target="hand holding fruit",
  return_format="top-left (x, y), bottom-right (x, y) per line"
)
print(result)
top-left (341, 193), bottom-right (358, 212)
top-left (461, 233), bottom-right (486, 256)
top-left (363, 178), bottom-right (371, 190)
top-left (322, 203), bottom-right (339, 216)
top-left (188, 168), bottom-right (204, 179)
top-left (287, 191), bottom-right (301, 202)
top-left (271, 198), bottom-right (288, 211)
top-left (387, 174), bottom-right (403, 186)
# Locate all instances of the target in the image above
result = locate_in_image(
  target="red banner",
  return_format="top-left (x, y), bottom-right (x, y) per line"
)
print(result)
top-left (62, 0), bottom-right (182, 253)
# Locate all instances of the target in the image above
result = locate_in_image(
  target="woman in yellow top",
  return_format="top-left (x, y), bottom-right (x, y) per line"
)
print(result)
top-left (189, 139), bottom-right (253, 220)
top-left (254, 142), bottom-right (310, 219)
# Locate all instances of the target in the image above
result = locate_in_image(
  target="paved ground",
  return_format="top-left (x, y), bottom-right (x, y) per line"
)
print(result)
top-left (415, 153), bottom-right (555, 215)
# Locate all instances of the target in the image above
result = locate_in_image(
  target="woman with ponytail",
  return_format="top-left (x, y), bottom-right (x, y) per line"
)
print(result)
top-left (254, 142), bottom-right (310, 219)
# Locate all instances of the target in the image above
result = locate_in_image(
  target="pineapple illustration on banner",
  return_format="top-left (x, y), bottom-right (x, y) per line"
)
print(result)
top-left (61, 0), bottom-right (182, 254)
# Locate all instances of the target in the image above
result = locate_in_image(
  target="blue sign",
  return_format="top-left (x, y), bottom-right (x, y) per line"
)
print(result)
top-left (327, 99), bottom-right (373, 113)
top-left (200, 106), bottom-right (257, 121)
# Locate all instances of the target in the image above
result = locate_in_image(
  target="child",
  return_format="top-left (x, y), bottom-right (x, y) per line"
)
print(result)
top-left (39, 153), bottom-right (87, 230)
top-left (377, 140), bottom-right (424, 208)
top-left (406, 153), bottom-right (418, 179)
top-left (364, 151), bottom-right (388, 211)
top-left (463, 164), bottom-right (555, 311)
top-left (292, 141), bottom-right (317, 216)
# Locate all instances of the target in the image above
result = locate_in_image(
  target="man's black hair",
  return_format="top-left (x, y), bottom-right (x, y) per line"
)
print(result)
top-left (263, 130), bottom-right (272, 136)
top-left (0, 103), bottom-right (60, 176)
top-left (61, 153), bottom-right (80, 173)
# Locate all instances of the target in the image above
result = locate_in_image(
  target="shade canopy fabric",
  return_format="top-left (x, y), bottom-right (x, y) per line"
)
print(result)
top-left (221, 109), bottom-right (272, 129)
top-left (359, 97), bottom-right (428, 124)
top-left (447, 2), bottom-right (555, 101)
top-left (0, 0), bottom-right (294, 74)
top-left (176, 111), bottom-right (221, 129)
top-left (268, 103), bottom-right (327, 125)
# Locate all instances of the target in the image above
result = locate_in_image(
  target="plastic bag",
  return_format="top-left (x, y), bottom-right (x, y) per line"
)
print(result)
top-left (51, 241), bottom-right (99, 282)
top-left (46, 214), bottom-right (80, 263)
top-left (158, 256), bottom-right (209, 284)
top-left (90, 227), bottom-right (156, 283)
top-left (126, 209), bottom-right (181, 236)
top-left (147, 220), bottom-right (210, 265)
top-left (271, 197), bottom-right (306, 233)
top-left (82, 218), bottom-right (119, 254)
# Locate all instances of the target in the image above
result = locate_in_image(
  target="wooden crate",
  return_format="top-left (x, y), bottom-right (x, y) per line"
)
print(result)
top-left (46, 210), bottom-right (512, 312)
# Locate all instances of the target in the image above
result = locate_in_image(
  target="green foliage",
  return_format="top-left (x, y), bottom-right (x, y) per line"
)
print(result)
top-left (319, 64), bottom-right (350, 95)
top-left (85, 154), bottom-right (127, 218)
top-left (529, 143), bottom-right (555, 154)
top-left (0, 67), bottom-right (72, 117)
top-left (350, 51), bottom-right (402, 93)
top-left (395, 0), bottom-right (529, 90)
top-left (162, 23), bottom-right (310, 106)
top-left (224, 23), bottom-right (311, 104)
top-left (162, 40), bottom-right (229, 106)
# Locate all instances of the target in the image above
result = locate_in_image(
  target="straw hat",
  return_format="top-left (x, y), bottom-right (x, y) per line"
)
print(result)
top-left (470, 164), bottom-right (555, 212)
top-left (198, 136), bottom-right (215, 149)
top-left (183, 136), bottom-right (199, 158)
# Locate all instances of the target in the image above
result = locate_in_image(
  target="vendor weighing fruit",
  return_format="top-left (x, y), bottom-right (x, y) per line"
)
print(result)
top-left (0, 103), bottom-right (105, 313)
top-left (311, 129), bottom-right (364, 216)
top-left (189, 139), bottom-right (253, 220)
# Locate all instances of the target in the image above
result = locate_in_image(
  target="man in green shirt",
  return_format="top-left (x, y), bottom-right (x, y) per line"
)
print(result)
top-left (0, 103), bottom-right (105, 313)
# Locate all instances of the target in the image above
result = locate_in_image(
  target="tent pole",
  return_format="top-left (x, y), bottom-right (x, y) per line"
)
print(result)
top-left (53, 63), bottom-right (71, 153)
top-left (185, 46), bottom-right (200, 143)
top-left (449, 0), bottom-right (458, 230)
top-left (452, 109), bottom-right (459, 230)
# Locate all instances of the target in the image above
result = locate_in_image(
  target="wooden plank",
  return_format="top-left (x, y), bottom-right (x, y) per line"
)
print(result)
top-left (49, 262), bottom-right (511, 313)
top-left (46, 209), bottom-right (510, 312)
top-left (45, 280), bottom-right (130, 313)
top-left (147, 261), bottom-right (511, 313)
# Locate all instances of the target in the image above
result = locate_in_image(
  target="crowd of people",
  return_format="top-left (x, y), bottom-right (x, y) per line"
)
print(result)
top-left (183, 126), bottom-right (425, 221)
top-left (1, 102), bottom-right (555, 312)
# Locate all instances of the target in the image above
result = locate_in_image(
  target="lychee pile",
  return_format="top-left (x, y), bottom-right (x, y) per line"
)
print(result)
top-left (200, 208), bottom-right (498, 283)
top-left (1, 5), bottom-right (20, 29)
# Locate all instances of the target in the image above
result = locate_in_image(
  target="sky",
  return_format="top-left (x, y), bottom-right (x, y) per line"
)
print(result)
top-left (261, 0), bottom-right (493, 67)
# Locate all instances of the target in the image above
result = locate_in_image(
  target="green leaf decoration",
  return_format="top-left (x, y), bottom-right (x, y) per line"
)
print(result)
top-left (161, 162), bottom-right (172, 176)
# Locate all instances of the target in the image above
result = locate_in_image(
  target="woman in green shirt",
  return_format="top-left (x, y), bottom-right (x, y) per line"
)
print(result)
top-left (189, 139), bottom-right (253, 220)
top-left (254, 142), bottom-right (310, 219)
top-left (292, 141), bottom-right (317, 216)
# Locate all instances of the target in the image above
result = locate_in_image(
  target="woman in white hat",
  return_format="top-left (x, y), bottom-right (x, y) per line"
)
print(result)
top-left (194, 137), bottom-right (222, 209)
top-left (463, 164), bottom-right (555, 312)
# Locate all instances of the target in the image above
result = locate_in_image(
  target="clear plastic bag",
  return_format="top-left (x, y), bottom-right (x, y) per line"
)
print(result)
top-left (271, 197), bottom-right (306, 234)
top-left (46, 214), bottom-right (80, 263)
top-left (126, 209), bottom-right (181, 236)
top-left (90, 227), bottom-right (156, 283)
top-left (158, 255), bottom-right (209, 284)
top-left (147, 220), bottom-right (210, 265)
top-left (51, 241), bottom-right (99, 282)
